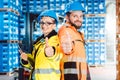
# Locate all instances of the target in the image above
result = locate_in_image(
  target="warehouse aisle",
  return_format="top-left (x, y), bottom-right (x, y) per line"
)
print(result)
top-left (89, 63), bottom-right (116, 80)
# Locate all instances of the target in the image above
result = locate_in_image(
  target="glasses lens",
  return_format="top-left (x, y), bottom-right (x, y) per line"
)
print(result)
top-left (40, 22), bottom-right (54, 26)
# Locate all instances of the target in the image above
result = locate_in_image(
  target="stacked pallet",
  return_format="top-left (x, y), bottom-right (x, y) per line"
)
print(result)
top-left (80, 0), bottom-right (106, 66)
top-left (0, 0), bottom-right (22, 74)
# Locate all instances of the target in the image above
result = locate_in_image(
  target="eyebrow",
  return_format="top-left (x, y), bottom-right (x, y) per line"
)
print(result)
top-left (41, 19), bottom-right (55, 22)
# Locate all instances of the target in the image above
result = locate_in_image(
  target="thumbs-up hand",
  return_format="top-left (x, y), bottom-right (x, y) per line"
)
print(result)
top-left (45, 37), bottom-right (54, 57)
top-left (61, 31), bottom-right (73, 54)
top-left (19, 49), bottom-right (28, 61)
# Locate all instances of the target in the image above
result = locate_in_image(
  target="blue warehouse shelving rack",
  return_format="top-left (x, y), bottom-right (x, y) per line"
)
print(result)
top-left (80, 0), bottom-right (106, 66)
top-left (0, 0), bottom-right (22, 77)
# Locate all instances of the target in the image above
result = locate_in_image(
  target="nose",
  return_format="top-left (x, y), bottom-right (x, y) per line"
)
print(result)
top-left (41, 23), bottom-right (48, 30)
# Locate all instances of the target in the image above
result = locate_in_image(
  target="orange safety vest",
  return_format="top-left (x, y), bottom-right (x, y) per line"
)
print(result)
top-left (58, 23), bottom-right (87, 80)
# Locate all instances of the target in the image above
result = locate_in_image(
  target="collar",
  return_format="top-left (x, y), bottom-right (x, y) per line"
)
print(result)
top-left (44, 30), bottom-right (57, 39)
top-left (34, 30), bottom-right (57, 44)
top-left (65, 22), bottom-right (78, 32)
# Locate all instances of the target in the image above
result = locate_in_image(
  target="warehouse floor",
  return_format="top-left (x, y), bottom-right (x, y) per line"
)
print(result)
top-left (89, 63), bottom-right (116, 80)
top-left (0, 63), bottom-right (116, 80)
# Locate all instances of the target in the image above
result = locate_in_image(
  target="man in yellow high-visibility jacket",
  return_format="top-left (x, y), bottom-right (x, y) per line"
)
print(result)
top-left (58, 1), bottom-right (88, 80)
top-left (19, 10), bottom-right (63, 80)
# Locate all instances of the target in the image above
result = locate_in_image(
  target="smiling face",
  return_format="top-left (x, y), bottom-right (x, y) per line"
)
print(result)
top-left (40, 16), bottom-right (56, 36)
top-left (66, 11), bottom-right (84, 29)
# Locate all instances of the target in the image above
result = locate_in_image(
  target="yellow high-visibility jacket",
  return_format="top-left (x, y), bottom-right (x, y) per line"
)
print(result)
top-left (21, 30), bottom-right (63, 80)
top-left (58, 23), bottom-right (87, 80)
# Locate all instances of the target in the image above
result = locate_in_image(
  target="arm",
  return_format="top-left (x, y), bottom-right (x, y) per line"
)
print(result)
top-left (45, 36), bottom-right (62, 61)
top-left (19, 50), bottom-right (34, 69)
top-left (58, 27), bottom-right (74, 55)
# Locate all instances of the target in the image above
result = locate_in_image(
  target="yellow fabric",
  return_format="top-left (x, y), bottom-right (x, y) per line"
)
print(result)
top-left (58, 23), bottom-right (87, 80)
top-left (21, 35), bottom-right (62, 80)
top-left (20, 53), bottom-right (34, 69)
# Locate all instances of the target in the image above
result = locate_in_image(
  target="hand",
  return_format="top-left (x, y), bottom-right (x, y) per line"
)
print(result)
top-left (61, 39), bottom-right (73, 54)
top-left (19, 49), bottom-right (28, 61)
top-left (60, 34), bottom-right (73, 54)
top-left (45, 37), bottom-right (54, 57)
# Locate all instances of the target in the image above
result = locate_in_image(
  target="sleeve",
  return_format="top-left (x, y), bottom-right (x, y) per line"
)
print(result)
top-left (58, 27), bottom-right (74, 54)
top-left (79, 32), bottom-right (87, 80)
top-left (81, 61), bottom-right (87, 80)
top-left (46, 36), bottom-right (62, 61)
top-left (20, 53), bottom-right (34, 69)
top-left (20, 47), bottom-right (36, 69)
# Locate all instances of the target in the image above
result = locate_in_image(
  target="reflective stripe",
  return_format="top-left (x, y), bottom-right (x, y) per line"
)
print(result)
top-left (35, 68), bottom-right (60, 74)
top-left (64, 69), bottom-right (87, 75)
top-left (55, 54), bottom-right (61, 61)
top-left (65, 56), bottom-right (86, 62)
top-left (64, 68), bottom-right (79, 74)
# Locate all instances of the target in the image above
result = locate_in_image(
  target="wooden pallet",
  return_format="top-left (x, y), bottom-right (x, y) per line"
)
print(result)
top-left (0, 71), bottom-right (14, 76)
top-left (0, 40), bottom-right (22, 43)
top-left (89, 64), bottom-right (105, 67)
top-left (0, 8), bottom-right (20, 16)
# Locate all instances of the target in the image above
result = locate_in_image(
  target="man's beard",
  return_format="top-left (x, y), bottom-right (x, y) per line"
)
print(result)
top-left (69, 20), bottom-right (82, 29)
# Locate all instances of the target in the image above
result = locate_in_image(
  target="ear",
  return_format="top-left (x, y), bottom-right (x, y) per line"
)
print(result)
top-left (52, 24), bottom-right (56, 30)
top-left (65, 15), bottom-right (69, 22)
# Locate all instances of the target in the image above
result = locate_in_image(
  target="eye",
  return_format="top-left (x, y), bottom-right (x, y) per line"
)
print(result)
top-left (73, 15), bottom-right (78, 18)
top-left (80, 15), bottom-right (84, 18)
top-left (46, 22), bottom-right (54, 25)
top-left (39, 22), bottom-right (54, 26)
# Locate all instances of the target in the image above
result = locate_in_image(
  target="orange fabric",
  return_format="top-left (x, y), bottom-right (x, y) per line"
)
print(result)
top-left (58, 23), bottom-right (87, 80)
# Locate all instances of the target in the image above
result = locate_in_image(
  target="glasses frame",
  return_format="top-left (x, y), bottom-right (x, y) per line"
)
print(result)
top-left (39, 21), bottom-right (55, 26)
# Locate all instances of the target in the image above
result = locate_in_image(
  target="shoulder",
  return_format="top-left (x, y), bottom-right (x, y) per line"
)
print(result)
top-left (79, 31), bottom-right (84, 36)
top-left (49, 35), bottom-right (59, 42)
top-left (58, 23), bottom-right (70, 34)
top-left (33, 35), bottom-right (44, 45)
top-left (79, 31), bottom-right (84, 35)
top-left (78, 31), bottom-right (84, 38)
